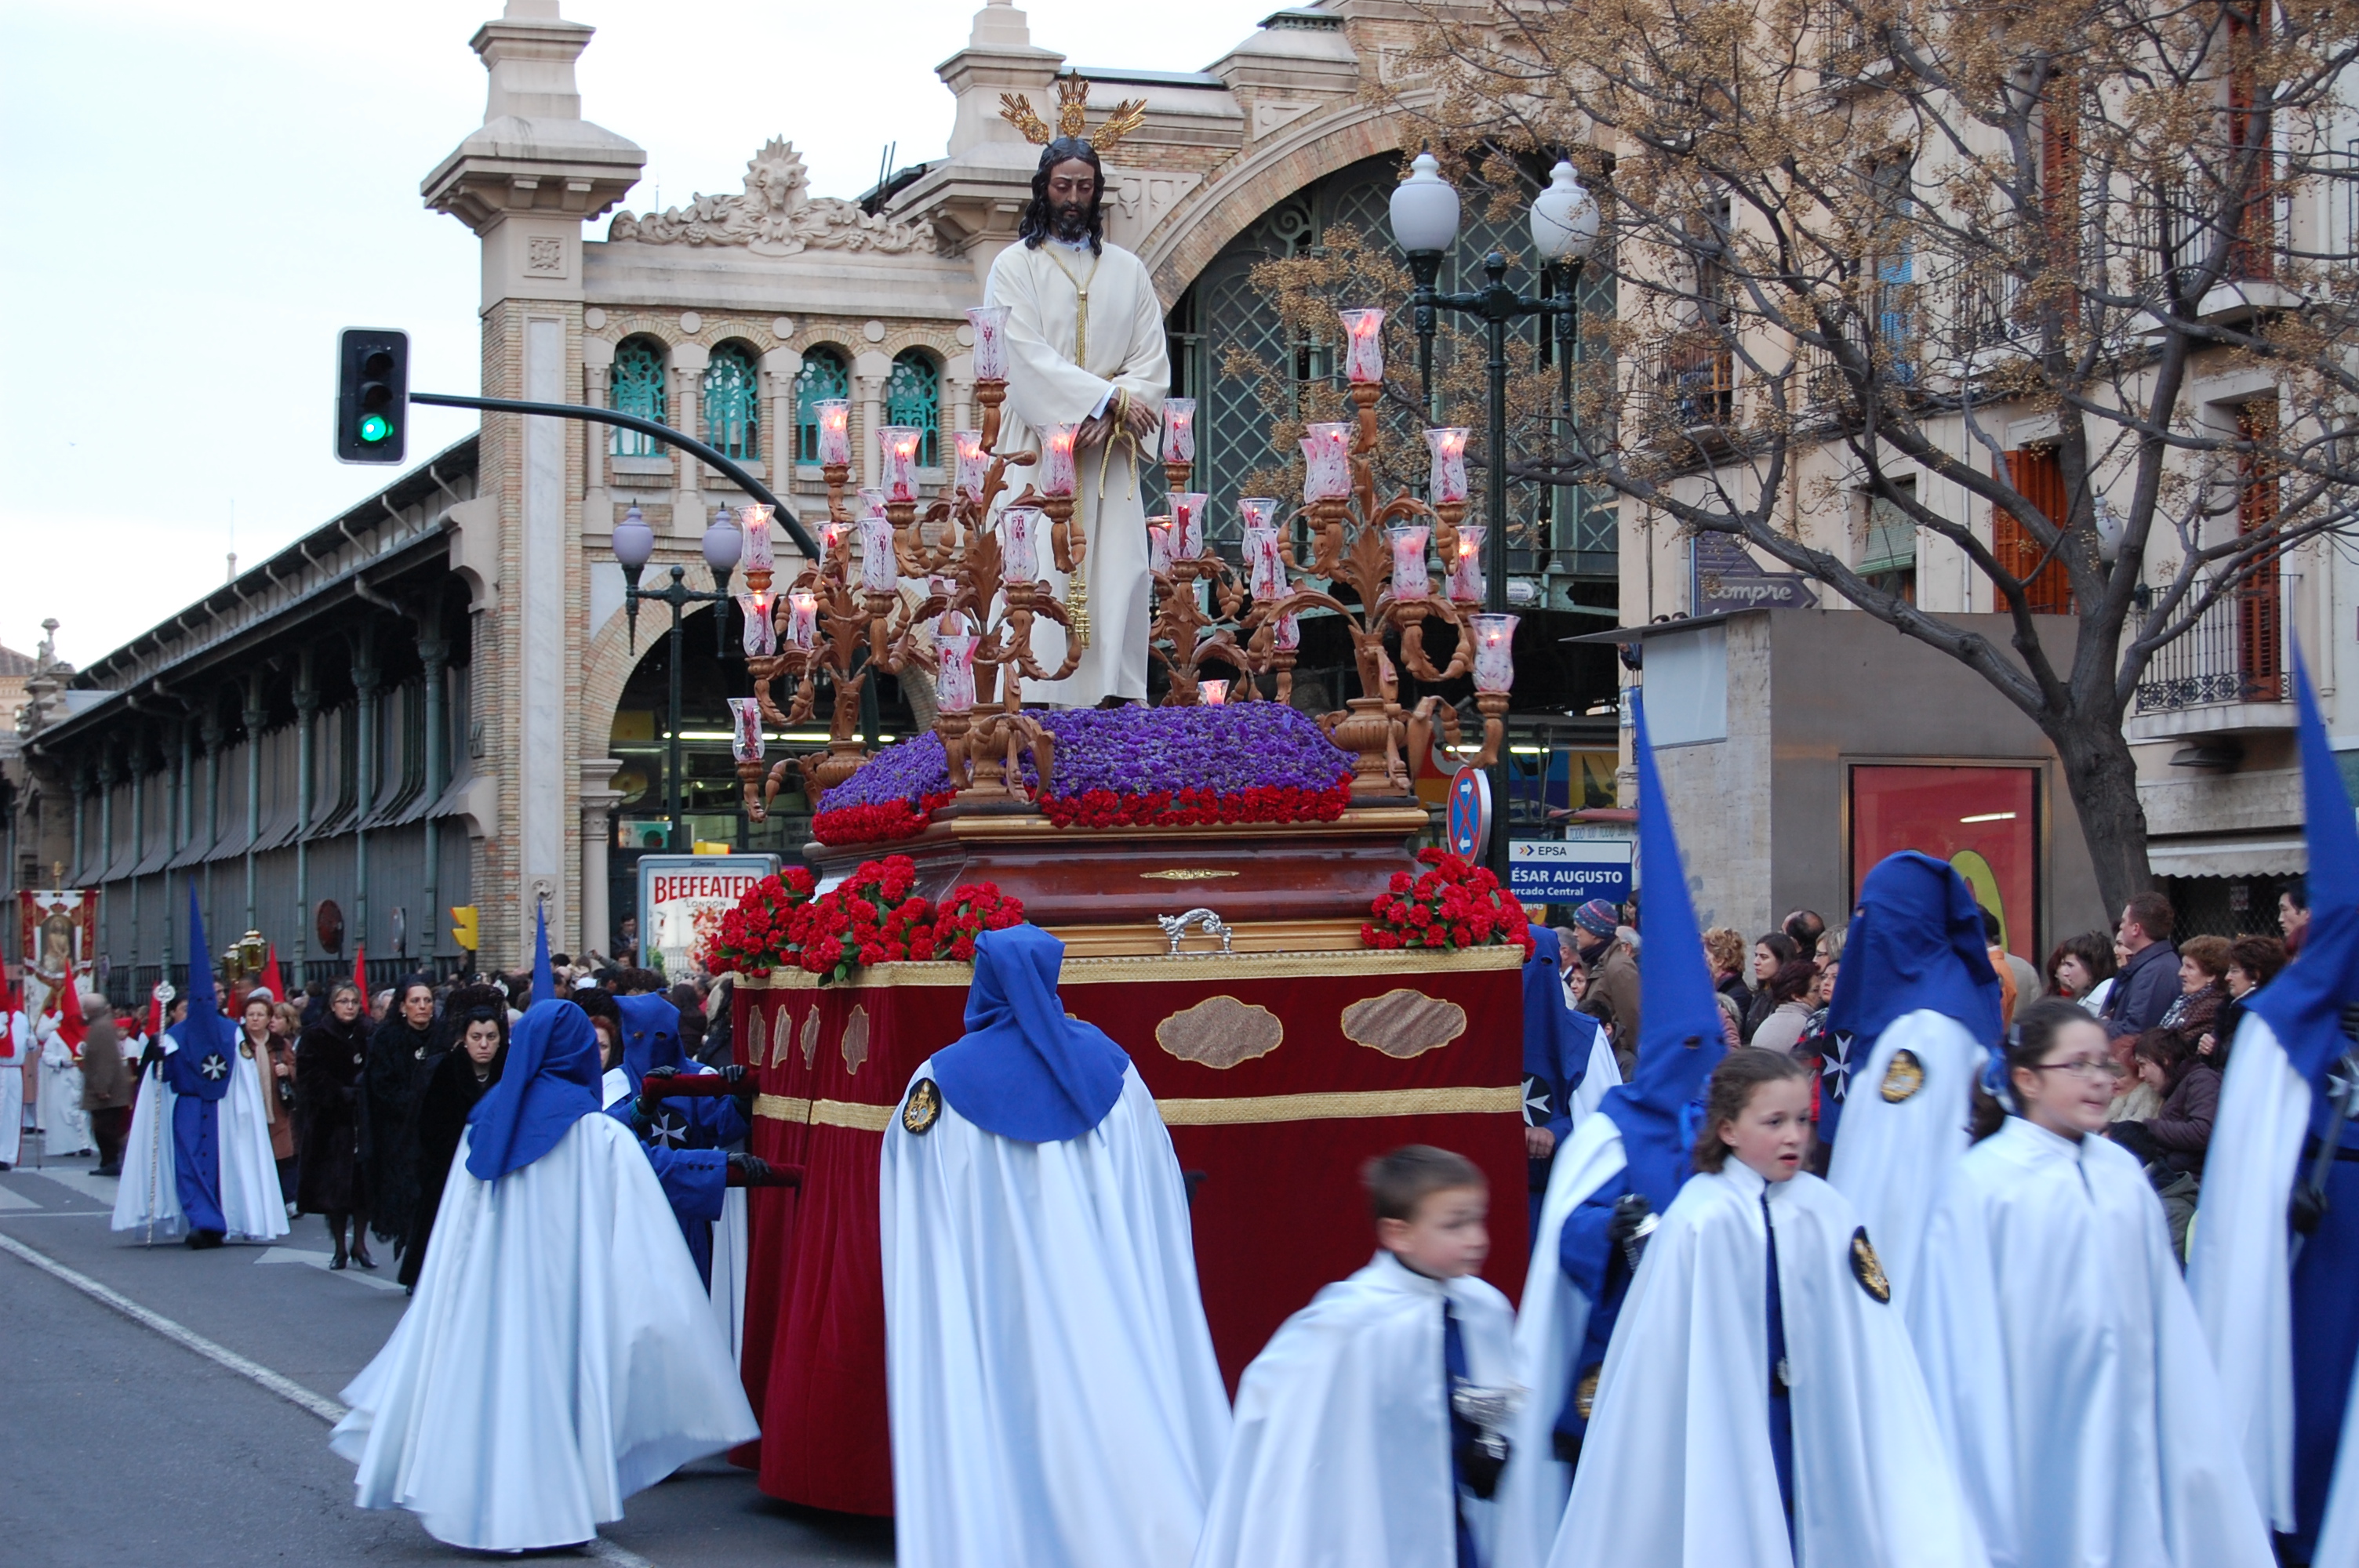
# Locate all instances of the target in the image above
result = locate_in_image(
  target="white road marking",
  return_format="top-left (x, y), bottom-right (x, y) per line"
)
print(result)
top-left (588, 1539), bottom-right (658, 1568)
top-left (0, 1184), bottom-right (40, 1210)
top-left (255, 1246), bottom-right (405, 1293)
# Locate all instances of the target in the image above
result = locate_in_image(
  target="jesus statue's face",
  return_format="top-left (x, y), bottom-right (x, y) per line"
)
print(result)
top-left (1046, 158), bottom-right (1097, 241)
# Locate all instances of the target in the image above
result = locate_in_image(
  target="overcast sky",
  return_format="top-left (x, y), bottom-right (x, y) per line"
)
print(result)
top-left (0, 0), bottom-right (1274, 670)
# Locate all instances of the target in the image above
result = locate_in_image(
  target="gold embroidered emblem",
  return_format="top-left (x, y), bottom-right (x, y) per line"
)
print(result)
top-left (1880, 1047), bottom-right (1925, 1103)
top-left (901, 1077), bottom-right (942, 1135)
top-left (1139, 869), bottom-right (1240, 882)
top-left (1574, 1366), bottom-right (1603, 1421)
top-left (1851, 1226), bottom-right (1891, 1303)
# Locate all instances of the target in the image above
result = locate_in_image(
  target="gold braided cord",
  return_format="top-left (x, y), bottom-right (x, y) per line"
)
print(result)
top-left (754, 1093), bottom-right (812, 1121)
top-left (758, 1085), bottom-right (1519, 1129)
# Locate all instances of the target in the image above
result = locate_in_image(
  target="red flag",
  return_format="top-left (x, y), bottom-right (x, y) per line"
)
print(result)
top-left (353, 944), bottom-right (367, 998)
top-left (58, 975), bottom-right (86, 1062)
top-left (262, 944), bottom-right (286, 1007)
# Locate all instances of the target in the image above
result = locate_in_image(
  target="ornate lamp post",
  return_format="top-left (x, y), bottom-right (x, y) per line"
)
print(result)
top-left (607, 501), bottom-right (750, 851)
top-left (1387, 151), bottom-right (1600, 880)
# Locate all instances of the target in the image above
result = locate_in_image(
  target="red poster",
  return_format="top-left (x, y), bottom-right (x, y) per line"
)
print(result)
top-left (1850, 764), bottom-right (2039, 959)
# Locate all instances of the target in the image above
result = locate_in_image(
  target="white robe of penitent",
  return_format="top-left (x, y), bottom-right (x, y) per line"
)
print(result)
top-left (1192, 1249), bottom-right (1518, 1568)
top-left (709, 1186), bottom-right (748, 1364)
top-left (983, 237), bottom-right (1169, 708)
top-left (38, 1016), bottom-right (89, 1154)
top-left (1550, 1164), bottom-right (1989, 1568)
top-left (882, 1061), bottom-right (1229, 1568)
top-left (1826, 1008), bottom-right (1985, 1312)
top-left (1913, 1116), bottom-right (2273, 1567)
top-left (217, 1040), bottom-right (289, 1241)
top-left (114, 1047), bottom-right (181, 1236)
top-left (331, 1114), bottom-right (757, 1552)
top-left (0, 1011), bottom-right (24, 1166)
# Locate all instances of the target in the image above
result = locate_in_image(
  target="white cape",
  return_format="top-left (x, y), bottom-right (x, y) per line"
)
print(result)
top-left (1568, 1031), bottom-right (1619, 1127)
top-left (1826, 1009), bottom-right (1983, 1311)
top-left (219, 1045), bottom-right (289, 1241)
top-left (331, 1113), bottom-right (758, 1552)
top-left (1193, 1250), bottom-right (1518, 1568)
top-left (1550, 1165), bottom-right (1989, 1568)
top-left (1493, 1112), bottom-right (1627, 1568)
top-left (0, 1012), bottom-right (24, 1166)
top-left (709, 1186), bottom-right (748, 1364)
top-left (114, 1059), bottom-right (183, 1238)
top-left (38, 1025), bottom-right (89, 1154)
top-left (883, 1062), bottom-right (1230, 1568)
top-left (1913, 1116), bottom-right (2272, 1566)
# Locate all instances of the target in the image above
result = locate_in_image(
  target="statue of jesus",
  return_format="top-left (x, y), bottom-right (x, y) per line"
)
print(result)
top-left (985, 123), bottom-right (1169, 708)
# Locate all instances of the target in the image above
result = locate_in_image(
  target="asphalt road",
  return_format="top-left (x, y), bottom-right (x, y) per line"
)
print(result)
top-left (0, 1143), bottom-right (894, 1566)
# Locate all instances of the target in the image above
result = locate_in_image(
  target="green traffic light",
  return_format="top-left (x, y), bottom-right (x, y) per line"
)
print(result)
top-left (359, 413), bottom-right (391, 444)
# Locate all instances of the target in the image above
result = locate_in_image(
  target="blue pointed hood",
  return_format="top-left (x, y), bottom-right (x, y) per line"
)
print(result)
top-left (533, 901), bottom-right (554, 1007)
top-left (170, 888), bottom-right (236, 1063)
top-left (2250, 649), bottom-right (2359, 1088)
top-left (1594, 695), bottom-right (1728, 1210)
top-left (466, 999), bottom-right (604, 1180)
top-left (929, 924), bottom-right (1129, 1142)
top-left (1524, 925), bottom-right (1602, 1122)
top-left (1825, 851), bottom-right (2005, 1049)
top-left (616, 991), bottom-right (686, 1087)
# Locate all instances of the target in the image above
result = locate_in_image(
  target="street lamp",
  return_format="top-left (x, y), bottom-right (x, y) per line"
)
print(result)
top-left (1388, 151), bottom-right (1599, 883)
top-left (607, 500), bottom-right (762, 851)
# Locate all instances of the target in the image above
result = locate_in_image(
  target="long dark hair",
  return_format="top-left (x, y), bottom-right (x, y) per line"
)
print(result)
top-left (1018, 137), bottom-right (1105, 252)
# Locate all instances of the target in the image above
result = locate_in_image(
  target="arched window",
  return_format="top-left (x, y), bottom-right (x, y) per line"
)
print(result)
top-left (609, 336), bottom-right (667, 458)
top-left (703, 341), bottom-right (761, 460)
top-left (794, 347), bottom-right (850, 464)
top-left (885, 349), bottom-right (942, 467)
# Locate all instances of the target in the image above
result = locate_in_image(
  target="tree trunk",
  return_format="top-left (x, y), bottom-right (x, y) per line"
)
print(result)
top-left (2043, 708), bottom-right (2153, 923)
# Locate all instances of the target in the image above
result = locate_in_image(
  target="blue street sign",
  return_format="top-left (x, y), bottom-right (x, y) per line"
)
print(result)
top-left (1509, 837), bottom-right (1633, 906)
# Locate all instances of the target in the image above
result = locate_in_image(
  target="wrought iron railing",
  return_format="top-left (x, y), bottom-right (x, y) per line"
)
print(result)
top-left (2135, 575), bottom-right (2295, 713)
top-left (1630, 334), bottom-right (1736, 431)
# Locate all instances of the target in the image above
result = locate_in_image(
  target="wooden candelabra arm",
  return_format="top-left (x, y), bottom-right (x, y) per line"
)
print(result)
top-left (1395, 598), bottom-right (1475, 685)
top-left (1407, 692), bottom-right (1506, 769)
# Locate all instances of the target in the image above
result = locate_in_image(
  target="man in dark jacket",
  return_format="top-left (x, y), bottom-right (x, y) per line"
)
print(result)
top-left (1568, 898), bottom-right (1643, 1073)
top-left (2101, 891), bottom-right (2180, 1039)
top-left (78, 1012), bottom-right (133, 1175)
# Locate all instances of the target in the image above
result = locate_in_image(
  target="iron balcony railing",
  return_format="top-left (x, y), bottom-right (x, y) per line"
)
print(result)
top-left (2135, 575), bottom-right (2295, 713)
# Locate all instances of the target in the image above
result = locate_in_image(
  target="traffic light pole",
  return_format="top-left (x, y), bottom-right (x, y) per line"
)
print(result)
top-left (410, 391), bottom-right (820, 559)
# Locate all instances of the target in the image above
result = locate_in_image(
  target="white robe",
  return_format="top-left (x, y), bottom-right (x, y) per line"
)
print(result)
top-left (1913, 1116), bottom-right (2273, 1567)
top-left (218, 1042), bottom-right (289, 1242)
top-left (0, 1011), bottom-right (24, 1165)
top-left (38, 1017), bottom-right (90, 1154)
top-left (1550, 1164), bottom-right (1989, 1568)
top-left (983, 237), bottom-right (1169, 707)
top-left (1193, 1250), bottom-right (1518, 1568)
top-left (114, 1050), bottom-right (182, 1237)
top-left (1826, 1009), bottom-right (1984, 1312)
top-left (882, 1061), bottom-right (1230, 1568)
top-left (709, 1186), bottom-right (748, 1365)
top-left (332, 1114), bottom-right (757, 1552)
top-left (1493, 1112), bottom-right (1627, 1568)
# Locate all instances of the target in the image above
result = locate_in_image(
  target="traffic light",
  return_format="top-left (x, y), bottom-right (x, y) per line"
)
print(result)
top-left (336, 328), bottom-right (410, 463)
top-left (449, 904), bottom-right (480, 954)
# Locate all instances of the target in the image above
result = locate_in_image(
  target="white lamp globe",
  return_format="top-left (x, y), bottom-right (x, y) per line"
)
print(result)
top-left (702, 504), bottom-right (744, 574)
top-left (1530, 160), bottom-right (1600, 263)
top-left (1390, 150), bottom-right (1463, 255)
top-left (612, 503), bottom-right (656, 569)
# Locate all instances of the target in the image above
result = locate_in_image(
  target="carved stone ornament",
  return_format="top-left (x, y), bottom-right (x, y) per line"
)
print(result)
top-left (1154, 995), bottom-right (1285, 1070)
top-left (1339, 989), bottom-right (1469, 1059)
top-left (608, 138), bottom-right (934, 257)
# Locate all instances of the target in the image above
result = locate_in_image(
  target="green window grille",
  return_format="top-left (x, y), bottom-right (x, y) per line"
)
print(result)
top-left (885, 350), bottom-right (941, 467)
top-left (1860, 493), bottom-right (1917, 574)
top-left (703, 343), bottom-right (761, 460)
top-left (609, 339), bottom-right (667, 458)
top-left (794, 347), bottom-right (849, 464)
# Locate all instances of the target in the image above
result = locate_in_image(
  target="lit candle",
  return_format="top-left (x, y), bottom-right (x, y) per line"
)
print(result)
top-left (1041, 423), bottom-right (1079, 497)
top-left (936, 633), bottom-right (980, 713)
top-left (740, 504), bottom-right (776, 575)
top-left (1170, 492), bottom-right (1209, 560)
top-left (1147, 520), bottom-right (1172, 575)
top-left (786, 590), bottom-right (818, 650)
top-left (878, 426), bottom-right (922, 502)
top-left (1338, 307), bottom-right (1387, 384)
top-left (1199, 679), bottom-right (1229, 706)
top-left (727, 697), bottom-right (765, 763)
top-left (1301, 423), bottom-right (1352, 502)
top-left (1470, 613), bottom-right (1518, 694)
top-left (1273, 612), bottom-right (1301, 652)
top-left (738, 592), bottom-right (776, 656)
top-left (818, 521), bottom-right (848, 572)
top-left (1238, 496), bottom-right (1280, 535)
top-left (1245, 525), bottom-right (1287, 601)
top-left (1388, 524), bottom-right (1433, 598)
top-left (966, 306), bottom-right (1011, 383)
top-left (1001, 506), bottom-right (1041, 581)
top-left (952, 430), bottom-right (986, 501)
top-left (1161, 397), bottom-right (1197, 463)
top-left (859, 515), bottom-right (898, 593)
top-left (1425, 426), bottom-right (1470, 504)
top-left (1447, 524), bottom-right (1485, 604)
top-left (816, 399), bottom-right (852, 467)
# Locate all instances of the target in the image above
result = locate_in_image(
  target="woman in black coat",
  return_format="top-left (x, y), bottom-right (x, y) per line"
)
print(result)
top-left (295, 982), bottom-right (373, 1269)
top-left (398, 985), bottom-right (508, 1291)
top-left (365, 977), bottom-right (443, 1255)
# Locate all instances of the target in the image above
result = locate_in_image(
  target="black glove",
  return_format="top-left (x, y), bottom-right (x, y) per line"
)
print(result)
top-left (715, 1063), bottom-right (747, 1087)
top-left (2107, 1120), bottom-right (2161, 1167)
top-left (139, 1041), bottom-right (165, 1076)
top-left (1610, 1192), bottom-right (1657, 1274)
top-left (1454, 1432), bottom-right (1509, 1500)
top-left (634, 1065), bottom-right (679, 1124)
top-left (2292, 1181), bottom-right (2330, 1237)
top-left (726, 1152), bottom-right (802, 1189)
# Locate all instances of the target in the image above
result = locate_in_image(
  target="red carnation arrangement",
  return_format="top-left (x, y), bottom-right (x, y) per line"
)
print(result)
top-left (811, 789), bottom-right (958, 846)
top-left (707, 855), bottom-right (1027, 985)
top-left (700, 866), bottom-right (819, 974)
top-left (1361, 848), bottom-right (1533, 955)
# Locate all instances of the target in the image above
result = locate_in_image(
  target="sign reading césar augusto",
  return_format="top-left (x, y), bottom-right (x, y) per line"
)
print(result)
top-left (636, 853), bottom-right (780, 975)
top-left (1508, 837), bottom-right (1634, 907)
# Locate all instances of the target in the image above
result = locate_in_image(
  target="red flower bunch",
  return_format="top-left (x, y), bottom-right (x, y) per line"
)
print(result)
top-left (811, 789), bottom-right (958, 846)
top-left (1038, 780), bottom-right (1353, 830)
top-left (700, 867), bottom-right (820, 974)
top-left (784, 855), bottom-right (1028, 984)
top-left (1361, 848), bottom-right (1533, 955)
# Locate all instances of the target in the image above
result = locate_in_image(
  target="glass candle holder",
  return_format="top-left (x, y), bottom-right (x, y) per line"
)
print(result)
top-left (1198, 679), bottom-right (1230, 706)
top-left (1147, 520), bottom-right (1172, 575)
top-left (1301, 423), bottom-right (1352, 502)
top-left (951, 430), bottom-right (986, 501)
top-left (817, 521), bottom-right (848, 573)
top-left (1001, 506), bottom-right (1041, 582)
top-left (856, 487), bottom-right (888, 519)
top-left (815, 399), bottom-right (852, 466)
top-left (1169, 492), bottom-right (1209, 559)
top-left (740, 504), bottom-right (776, 575)
top-left (936, 633), bottom-right (980, 713)
top-left (966, 306), bottom-right (1011, 383)
top-left (1041, 423), bottom-right (1079, 496)
top-left (1238, 496), bottom-right (1280, 536)
top-left (1426, 426), bottom-right (1471, 504)
top-left (785, 590), bottom-right (818, 650)
top-left (1245, 526), bottom-right (1287, 601)
top-left (739, 593), bottom-right (776, 656)
top-left (877, 426), bottom-right (922, 502)
top-left (727, 697), bottom-right (765, 763)
top-left (859, 515), bottom-right (898, 593)
top-left (1273, 612), bottom-right (1301, 652)
top-left (1447, 525), bottom-right (1486, 604)
top-left (1161, 397), bottom-right (1196, 463)
top-left (1339, 307), bottom-right (1387, 384)
top-left (1388, 524), bottom-right (1433, 598)
top-left (1470, 613), bottom-right (1519, 694)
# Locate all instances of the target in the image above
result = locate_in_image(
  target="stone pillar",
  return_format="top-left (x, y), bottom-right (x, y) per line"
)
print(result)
top-left (293, 652), bottom-right (318, 978)
top-left (200, 710), bottom-right (224, 934)
top-left (352, 629), bottom-right (380, 966)
top-left (856, 350), bottom-right (891, 488)
top-left (419, 623), bottom-right (450, 968)
top-left (165, 721), bottom-right (191, 973)
top-left (518, 314), bottom-right (567, 956)
top-left (580, 757), bottom-right (624, 960)
top-left (671, 339), bottom-right (710, 533)
top-left (761, 345), bottom-right (802, 487)
top-left (70, 763), bottom-right (88, 885)
top-left (243, 669), bottom-right (266, 931)
top-left (583, 334), bottom-right (614, 531)
top-left (129, 754), bottom-right (144, 974)
top-left (96, 744), bottom-right (117, 956)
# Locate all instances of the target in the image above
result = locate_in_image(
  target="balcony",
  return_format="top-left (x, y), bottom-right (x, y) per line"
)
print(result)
top-left (2128, 579), bottom-right (2297, 747)
top-left (1630, 334), bottom-right (1736, 434)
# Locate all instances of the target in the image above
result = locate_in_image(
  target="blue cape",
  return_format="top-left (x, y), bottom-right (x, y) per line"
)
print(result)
top-left (1825, 850), bottom-right (2005, 1051)
top-left (1523, 925), bottom-right (1601, 1139)
top-left (162, 888), bottom-right (236, 1104)
top-left (616, 991), bottom-right (688, 1087)
top-left (465, 1000), bottom-right (604, 1180)
top-left (1593, 695), bottom-right (1728, 1211)
top-left (929, 924), bottom-right (1129, 1143)
top-left (2251, 651), bottom-right (2359, 1089)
